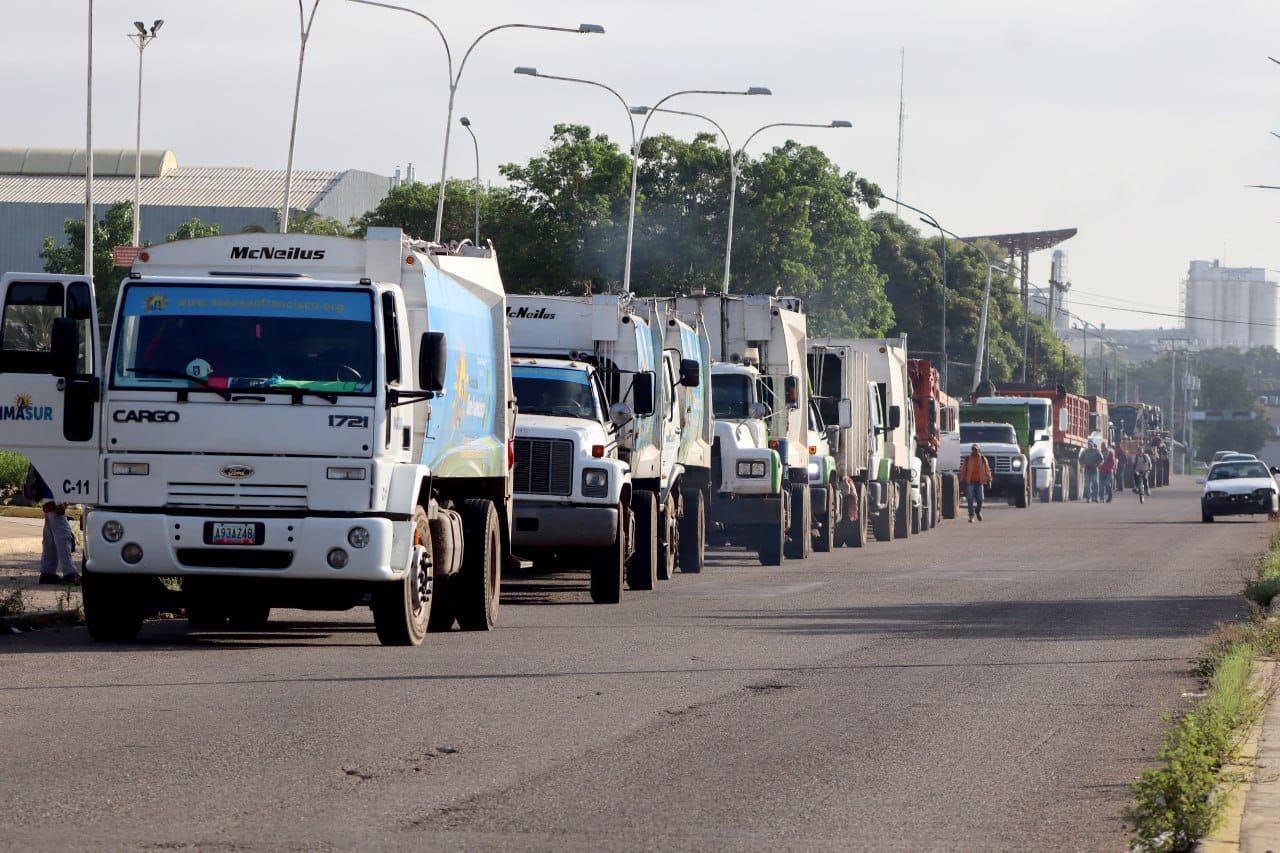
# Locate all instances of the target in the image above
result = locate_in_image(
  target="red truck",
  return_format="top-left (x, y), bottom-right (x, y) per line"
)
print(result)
top-left (908, 358), bottom-right (960, 523)
top-left (991, 384), bottom-right (1092, 501)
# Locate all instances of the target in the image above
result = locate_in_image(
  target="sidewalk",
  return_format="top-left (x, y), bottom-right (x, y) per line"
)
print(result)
top-left (1235, 661), bottom-right (1280, 852)
top-left (0, 518), bottom-right (83, 624)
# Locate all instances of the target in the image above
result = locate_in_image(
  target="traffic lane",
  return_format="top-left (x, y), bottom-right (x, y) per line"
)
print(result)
top-left (0, 479), bottom-right (1266, 850)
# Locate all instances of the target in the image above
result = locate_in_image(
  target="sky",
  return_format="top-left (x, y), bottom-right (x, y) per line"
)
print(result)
top-left (3, 1), bottom-right (1279, 332)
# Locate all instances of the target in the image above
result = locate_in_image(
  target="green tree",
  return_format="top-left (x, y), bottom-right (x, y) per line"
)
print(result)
top-left (166, 218), bottom-right (221, 242)
top-left (39, 200), bottom-right (134, 327)
top-left (1194, 363), bottom-right (1270, 456)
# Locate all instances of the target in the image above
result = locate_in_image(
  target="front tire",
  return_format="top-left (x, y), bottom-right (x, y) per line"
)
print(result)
top-left (657, 492), bottom-right (679, 581)
top-left (589, 502), bottom-right (627, 604)
top-left (785, 484), bottom-right (811, 560)
top-left (894, 480), bottom-right (912, 539)
top-left (628, 490), bottom-right (658, 590)
top-left (455, 499), bottom-right (501, 631)
top-left (83, 570), bottom-right (146, 643)
top-left (371, 506), bottom-right (431, 646)
top-left (758, 490), bottom-right (788, 566)
top-left (1016, 474), bottom-right (1029, 509)
top-left (1202, 506), bottom-right (1215, 523)
top-left (873, 483), bottom-right (895, 543)
top-left (813, 485), bottom-right (835, 552)
top-left (678, 490), bottom-right (705, 574)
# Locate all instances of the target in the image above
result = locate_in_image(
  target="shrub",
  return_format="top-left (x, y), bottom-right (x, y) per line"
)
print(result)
top-left (0, 451), bottom-right (28, 493)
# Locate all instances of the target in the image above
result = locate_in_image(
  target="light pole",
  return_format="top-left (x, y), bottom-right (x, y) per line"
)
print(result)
top-left (459, 117), bottom-right (479, 245)
top-left (281, 1), bottom-right (321, 234)
top-left (350, 1), bottom-right (604, 244)
top-left (878, 194), bottom-right (948, 393)
top-left (128, 19), bottom-right (162, 248)
top-left (623, 86), bottom-right (771, 291)
top-left (85, 0), bottom-right (94, 277)
top-left (512, 67), bottom-right (638, 285)
top-left (640, 110), bottom-right (849, 294)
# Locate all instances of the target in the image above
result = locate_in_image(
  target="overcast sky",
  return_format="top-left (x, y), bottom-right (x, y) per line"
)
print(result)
top-left (3, 1), bottom-right (1279, 332)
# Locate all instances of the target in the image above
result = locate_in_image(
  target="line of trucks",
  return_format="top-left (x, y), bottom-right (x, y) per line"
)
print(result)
top-left (0, 230), bottom-right (1162, 646)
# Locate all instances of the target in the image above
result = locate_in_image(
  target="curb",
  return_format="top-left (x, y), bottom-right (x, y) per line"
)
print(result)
top-left (1195, 659), bottom-right (1273, 852)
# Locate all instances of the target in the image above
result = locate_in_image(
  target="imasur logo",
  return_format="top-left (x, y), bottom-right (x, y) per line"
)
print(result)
top-left (507, 306), bottom-right (556, 320)
top-left (0, 393), bottom-right (53, 422)
top-left (230, 246), bottom-right (327, 261)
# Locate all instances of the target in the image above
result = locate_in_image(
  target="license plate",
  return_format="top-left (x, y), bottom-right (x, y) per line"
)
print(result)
top-left (204, 521), bottom-right (264, 546)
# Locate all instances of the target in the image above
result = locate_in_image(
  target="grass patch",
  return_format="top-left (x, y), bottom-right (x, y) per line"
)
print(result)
top-left (0, 451), bottom-right (27, 492)
top-left (1245, 528), bottom-right (1280, 608)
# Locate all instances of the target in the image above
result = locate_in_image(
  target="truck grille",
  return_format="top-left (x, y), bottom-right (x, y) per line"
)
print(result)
top-left (513, 438), bottom-right (573, 496)
top-left (166, 482), bottom-right (308, 509)
top-left (985, 455), bottom-right (1014, 474)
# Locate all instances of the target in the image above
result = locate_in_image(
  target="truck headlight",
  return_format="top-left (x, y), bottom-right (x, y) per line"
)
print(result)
top-left (102, 520), bottom-right (124, 543)
top-left (736, 461), bottom-right (767, 478)
top-left (807, 462), bottom-right (820, 480)
top-left (582, 468), bottom-right (609, 498)
top-left (1011, 458), bottom-right (1024, 470)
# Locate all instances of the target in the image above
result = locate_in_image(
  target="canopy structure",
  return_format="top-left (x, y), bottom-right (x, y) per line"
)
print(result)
top-left (963, 228), bottom-right (1078, 309)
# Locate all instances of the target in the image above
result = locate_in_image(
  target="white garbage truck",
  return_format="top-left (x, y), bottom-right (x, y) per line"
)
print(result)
top-left (0, 229), bottom-right (514, 646)
top-left (506, 294), bottom-right (696, 592)
top-left (675, 293), bottom-right (810, 565)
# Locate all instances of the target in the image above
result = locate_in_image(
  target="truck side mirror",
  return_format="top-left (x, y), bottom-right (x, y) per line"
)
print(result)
top-left (748, 401), bottom-right (768, 421)
top-left (418, 331), bottom-right (446, 392)
top-left (837, 398), bottom-right (853, 429)
top-left (785, 375), bottom-right (800, 409)
top-left (679, 358), bottom-right (700, 387)
top-left (1058, 407), bottom-right (1069, 432)
top-left (888, 405), bottom-right (902, 431)
top-left (609, 402), bottom-right (634, 427)
top-left (632, 372), bottom-right (655, 417)
top-left (50, 317), bottom-right (79, 379)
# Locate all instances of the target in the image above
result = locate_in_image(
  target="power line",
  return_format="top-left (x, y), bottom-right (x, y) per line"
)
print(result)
top-left (1066, 297), bottom-right (1280, 329)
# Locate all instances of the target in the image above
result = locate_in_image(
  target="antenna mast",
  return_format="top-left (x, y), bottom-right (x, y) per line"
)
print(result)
top-left (894, 47), bottom-right (905, 216)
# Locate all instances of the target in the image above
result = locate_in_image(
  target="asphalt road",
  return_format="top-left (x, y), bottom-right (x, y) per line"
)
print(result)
top-left (0, 477), bottom-right (1269, 851)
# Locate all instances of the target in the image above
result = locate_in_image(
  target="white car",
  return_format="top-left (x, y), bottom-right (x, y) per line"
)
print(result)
top-left (1199, 460), bottom-right (1280, 523)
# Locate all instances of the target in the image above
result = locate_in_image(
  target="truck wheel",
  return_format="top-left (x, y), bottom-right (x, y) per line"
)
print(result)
top-left (1038, 486), bottom-right (1051, 503)
top-left (873, 484), bottom-right (895, 542)
top-left (628, 490), bottom-right (658, 590)
top-left (228, 603), bottom-right (271, 628)
top-left (758, 491), bottom-right (786, 566)
top-left (1016, 474), bottom-right (1029, 509)
top-left (455, 499), bottom-right (501, 631)
top-left (784, 484), bottom-right (811, 560)
top-left (657, 493), bottom-right (679, 581)
top-left (589, 502), bottom-right (626, 604)
top-left (678, 490), bottom-right (705, 574)
top-left (1053, 464), bottom-right (1068, 503)
top-left (813, 485), bottom-right (835, 553)
top-left (1068, 460), bottom-right (1082, 501)
top-left (849, 484), bottom-right (869, 548)
top-left (83, 570), bottom-right (146, 643)
top-left (894, 480), bottom-right (912, 539)
top-left (911, 486), bottom-right (923, 534)
top-left (941, 474), bottom-right (958, 520)
top-left (371, 507), bottom-right (432, 646)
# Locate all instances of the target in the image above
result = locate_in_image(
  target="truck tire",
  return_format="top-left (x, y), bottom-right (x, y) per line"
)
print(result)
top-left (228, 603), bottom-right (271, 628)
top-left (628, 490), bottom-right (658, 590)
top-left (894, 480), bottom-right (912, 539)
top-left (455, 499), bottom-right (501, 631)
top-left (941, 474), bottom-right (958, 520)
top-left (678, 490), bottom-right (705, 574)
top-left (1053, 464), bottom-right (1068, 503)
top-left (758, 491), bottom-right (787, 566)
top-left (784, 484), bottom-right (811, 560)
top-left (1038, 485), bottom-right (1051, 503)
top-left (589, 501), bottom-right (627, 604)
top-left (371, 506), bottom-right (432, 646)
top-left (813, 485), bottom-right (835, 553)
top-left (1068, 460), bottom-right (1082, 501)
top-left (873, 484), bottom-right (895, 542)
top-left (84, 570), bottom-right (146, 643)
top-left (849, 484), bottom-right (869, 548)
top-left (657, 492), bottom-right (679, 581)
top-left (1016, 474), bottom-right (1030, 508)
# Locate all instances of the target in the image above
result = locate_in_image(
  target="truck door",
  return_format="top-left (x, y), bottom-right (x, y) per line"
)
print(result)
top-left (0, 274), bottom-right (102, 503)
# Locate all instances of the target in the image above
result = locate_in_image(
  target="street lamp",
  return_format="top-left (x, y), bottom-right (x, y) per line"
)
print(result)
top-left (459, 116), bottom-right (479, 245)
top-left (128, 18), bottom-right (163, 248)
top-left (280, 1), bottom-right (321, 234)
top-left (513, 67), bottom-right (639, 285)
top-left (349, 1), bottom-right (604, 243)
top-left (85, 0), bottom-right (95, 277)
top-left (878, 194), bottom-right (948, 393)
top-left (622, 87), bottom-right (772, 291)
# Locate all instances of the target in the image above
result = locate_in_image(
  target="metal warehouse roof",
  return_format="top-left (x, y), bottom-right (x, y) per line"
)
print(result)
top-left (0, 166), bottom-right (344, 209)
top-left (0, 147), bottom-right (179, 178)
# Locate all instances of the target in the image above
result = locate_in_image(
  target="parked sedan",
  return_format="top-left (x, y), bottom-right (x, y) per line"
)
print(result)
top-left (1199, 460), bottom-right (1280, 523)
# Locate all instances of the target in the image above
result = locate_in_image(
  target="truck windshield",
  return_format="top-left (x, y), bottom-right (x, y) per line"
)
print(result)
top-left (960, 424), bottom-right (1017, 445)
top-left (111, 284), bottom-right (375, 395)
top-left (513, 366), bottom-right (599, 420)
top-left (712, 372), bottom-right (755, 419)
top-left (1026, 404), bottom-right (1049, 431)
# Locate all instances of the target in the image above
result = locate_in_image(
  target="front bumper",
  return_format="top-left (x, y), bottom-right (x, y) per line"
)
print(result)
top-left (1203, 493), bottom-right (1279, 517)
top-left (512, 503), bottom-right (619, 547)
top-left (84, 510), bottom-right (404, 581)
top-left (986, 472), bottom-right (1026, 496)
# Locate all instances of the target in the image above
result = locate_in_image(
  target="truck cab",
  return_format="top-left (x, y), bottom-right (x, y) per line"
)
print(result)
top-left (958, 421), bottom-right (1030, 506)
top-left (975, 395), bottom-right (1056, 502)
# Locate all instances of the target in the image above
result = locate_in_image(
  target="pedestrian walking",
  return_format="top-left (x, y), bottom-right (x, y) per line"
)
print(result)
top-left (24, 464), bottom-right (78, 585)
top-left (1099, 442), bottom-right (1116, 503)
top-left (1113, 445), bottom-right (1129, 495)
top-left (960, 444), bottom-right (993, 522)
top-left (1080, 440), bottom-right (1103, 502)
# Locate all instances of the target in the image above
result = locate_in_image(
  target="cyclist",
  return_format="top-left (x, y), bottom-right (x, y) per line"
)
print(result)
top-left (1132, 448), bottom-right (1152, 498)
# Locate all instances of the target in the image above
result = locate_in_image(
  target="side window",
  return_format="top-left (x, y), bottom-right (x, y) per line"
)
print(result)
top-left (592, 373), bottom-right (610, 421)
top-left (0, 282), bottom-right (62, 374)
top-left (665, 356), bottom-right (677, 419)
top-left (66, 281), bottom-right (94, 375)
top-left (381, 292), bottom-right (401, 385)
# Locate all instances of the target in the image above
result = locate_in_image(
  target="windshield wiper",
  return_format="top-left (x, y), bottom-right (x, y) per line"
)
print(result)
top-left (125, 367), bottom-right (234, 401)
top-left (286, 387), bottom-right (339, 405)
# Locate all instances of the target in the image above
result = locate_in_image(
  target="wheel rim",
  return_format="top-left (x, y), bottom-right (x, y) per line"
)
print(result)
top-left (410, 544), bottom-right (430, 619)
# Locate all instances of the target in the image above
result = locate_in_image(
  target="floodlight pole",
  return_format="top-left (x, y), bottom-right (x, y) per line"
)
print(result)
top-left (85, 0), bottom-right (94, 277)
top-left (460, 117), bottom-right (480, 244)
top-left (281, 1), bottom-right (321, 233)
top-left (128, 20), bottom-right (162, 247)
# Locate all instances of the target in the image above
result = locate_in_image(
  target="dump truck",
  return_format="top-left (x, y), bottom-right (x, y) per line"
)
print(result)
top-left (0, 229), bottom-right (515, 645)
top-left (675, 293), bottom-right (809, 565)
top-left (988, 384), bottom-right (1091, 501)
top-left (908, 357), bottom-right (959, 527)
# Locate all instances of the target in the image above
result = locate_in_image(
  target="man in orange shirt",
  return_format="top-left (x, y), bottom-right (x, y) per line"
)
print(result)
top-left (960, 443), bottom-right (993, 522)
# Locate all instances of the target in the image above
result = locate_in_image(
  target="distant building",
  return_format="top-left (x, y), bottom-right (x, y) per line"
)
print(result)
top-left (1185, 260), bottom-right (1277, 350)
top-left (0, 147), bottom-right (392, 273)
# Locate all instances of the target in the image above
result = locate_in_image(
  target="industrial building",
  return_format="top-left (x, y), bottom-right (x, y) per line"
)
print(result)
top-left (1184, 259), bottom-right (1278, 350)
top-left (0, 146), bottom-right (392, 273)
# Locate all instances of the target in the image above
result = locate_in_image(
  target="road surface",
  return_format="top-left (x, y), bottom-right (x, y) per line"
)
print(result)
top-left (0, 478), bottom-right (1266, 851)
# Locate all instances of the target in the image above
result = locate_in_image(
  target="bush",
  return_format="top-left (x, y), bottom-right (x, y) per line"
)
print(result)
top-left (0, 451), bottom-right (28, 493)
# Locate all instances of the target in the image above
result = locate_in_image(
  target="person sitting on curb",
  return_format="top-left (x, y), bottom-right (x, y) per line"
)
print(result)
top-left (23, 465), bottom-right (78, 585)
top-left (960, 444), bottom-right (993, 523)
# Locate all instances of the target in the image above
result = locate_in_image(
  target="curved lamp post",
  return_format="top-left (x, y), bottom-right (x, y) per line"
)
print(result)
top-left (281, 1), bottom-right (320, 233)
top-left (128, 19), bottom-right (163, 247)
top-left (513, 67), bottom-right (638, 285)
top-left (878, 194), bottom-right (948, 392)
top-left (623, 87), bottom-right (771, 291)
top-left (349, 1), bottom-right (603, 243)
top-left (459, 116), bottom-right (479, 244)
